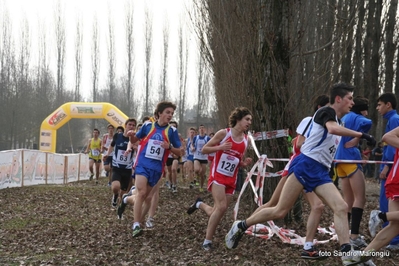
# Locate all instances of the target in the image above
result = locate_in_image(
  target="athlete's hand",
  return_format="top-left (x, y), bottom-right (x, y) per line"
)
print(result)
top-left (126, 130), bottom-right (136, 137)
top-left (244, 157), bottom-right (253, 165)
top-left (361, 133), bottom-right (376, 147)
top-left (219, 141), bottom-right (232, 151)
top-left (123, 149), bottom-right (132, 157)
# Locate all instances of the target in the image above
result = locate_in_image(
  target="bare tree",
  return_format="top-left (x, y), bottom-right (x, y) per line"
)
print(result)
top-left (74, 15), bottom-right (83, 102)
top-left (107, 9), bottom-right (116, 104)
top-left (177, 19), bottom-right (188, 128)
top-left (91, 15), bottom-right (100, 103)
top-left (143, 6), bottom-right (153, 115)
top-left (159, 19), bottom-right (169, 101)
top-left (54, 0), bottom-right (66, 104)
top-left (91, 15), bottom-right (100, 129)
top-left (125, 0), bottom-right (135, 115)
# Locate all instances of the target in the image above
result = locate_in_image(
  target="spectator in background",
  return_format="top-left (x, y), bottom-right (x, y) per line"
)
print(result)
top-left (372, 142), bottom-right (383, 180)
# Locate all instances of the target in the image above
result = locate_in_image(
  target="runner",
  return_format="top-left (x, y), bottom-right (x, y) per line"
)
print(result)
top-left (118, 101), bottom-right (182, 237)
top-left (335, 96), bottom-right (372, 249)
top-left (103, 119), bottom-right (136, 210)
top-left (186, 107), bottom-right (252, 250)
top-left (84, 128), bottom-right (102, 184)
top-left (225, 83), bottom-right (375, 266)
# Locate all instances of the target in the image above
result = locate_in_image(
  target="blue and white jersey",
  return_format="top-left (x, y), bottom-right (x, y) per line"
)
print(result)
top-left (111, 133), bottom-right (134, 169)
top-left (335, 111), bottom-right (372, 161)
top-left (186, 137), bottom-right (194, 156)
top-left (193, 135), bottom-right (211, 160)
top-left (301, 107), bottom-right (342, 169)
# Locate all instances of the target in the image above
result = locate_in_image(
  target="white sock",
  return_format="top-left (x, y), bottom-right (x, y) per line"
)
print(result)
top-left (123, 197), bottom-right (128, 204)
top-left (203, 239), bottom-right (212, 245)
top-left (196, 201), bottom-right (202, 209)
top-left (133, 222), bottom-right (140, 229)
top-left (304, 242), bottom-right (313, 250)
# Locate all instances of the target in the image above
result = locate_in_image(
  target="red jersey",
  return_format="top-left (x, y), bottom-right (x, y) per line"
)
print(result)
top-left (386, 148), bottom-right (399, 200)
top-left (208, 128), bottom-right (248, 192)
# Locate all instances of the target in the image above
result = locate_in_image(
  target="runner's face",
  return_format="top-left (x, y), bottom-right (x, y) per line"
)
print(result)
top-left (238, 115), bottom-right (252, 131)
top-left (125, 121), bottom-right (136, 131)
top-left (107, 127), bottom-right (114, 134)
top-left (199, 126), bottom-right (205, 135)
top-left (376, 101), bottom-right (390, 116)
top-left (93, 130), bottom-right (99, 137)
top-left (341, 93), bottom-right (354, 114)
top-left (159, 107), bottom-right (174, 124)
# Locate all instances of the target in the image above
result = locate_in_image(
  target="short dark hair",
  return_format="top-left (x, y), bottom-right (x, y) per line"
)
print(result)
top-left (229, 107), bottom-right (252, 128)
top-left (313, 94), bottom-right (329, 112)
top-left (116, 126), bottom-right (124, 132)
top-left (351, 96), bottom-right (369, 114)
top-left (330, 83), bottom-right (355, 104)
top-left (377, 92), bottom-right (397, 110)
top-left (155, 101), bottom-right (176, 117)
top-left (142, 116), bottom-right (151, 123)
top-left (125, 118), bottom-right (137, 126)
top-left (170, 121), bottom-right (178, 128)
top-left (93, 128), bottom-right (100, 134)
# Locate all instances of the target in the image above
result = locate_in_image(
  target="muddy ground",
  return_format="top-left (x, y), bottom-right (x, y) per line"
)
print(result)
top-left (0, 176), bottom-right (397, 265)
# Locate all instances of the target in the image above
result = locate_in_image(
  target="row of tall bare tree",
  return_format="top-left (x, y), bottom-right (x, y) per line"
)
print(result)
top-left (193, 0), bottom-right (399, 166)
top-left (0, 1), bottom-right (216, 152)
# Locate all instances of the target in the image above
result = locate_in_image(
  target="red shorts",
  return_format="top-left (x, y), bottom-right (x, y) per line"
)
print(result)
top-left (385, 183), bottom-right (399, 201)
top-left (207, 174), bottom-right (236, 195)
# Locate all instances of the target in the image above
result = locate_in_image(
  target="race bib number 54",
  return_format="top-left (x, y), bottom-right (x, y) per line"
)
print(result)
top-left (216, 153), bottom-right (239, 177)
top-left (145, 139), bottom-right (165, 161)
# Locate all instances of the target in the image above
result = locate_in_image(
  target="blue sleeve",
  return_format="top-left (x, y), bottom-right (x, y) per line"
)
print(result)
top-left (170, 128), bottom-right (181, 148)
top-left (136, 123), bottom-right (151, 139)
top-left (356, 116), bottom-right (372, 133)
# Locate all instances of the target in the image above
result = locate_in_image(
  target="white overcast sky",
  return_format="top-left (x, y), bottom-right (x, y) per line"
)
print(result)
top-left (3, 0), bottom-right (200, 104)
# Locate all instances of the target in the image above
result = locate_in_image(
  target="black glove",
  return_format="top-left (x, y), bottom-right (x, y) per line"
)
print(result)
top-left (361, 133), bottom-right (376, 147)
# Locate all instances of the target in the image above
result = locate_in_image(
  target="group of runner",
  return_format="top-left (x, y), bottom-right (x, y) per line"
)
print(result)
top-left (83, 84), bottom-right (399, 265)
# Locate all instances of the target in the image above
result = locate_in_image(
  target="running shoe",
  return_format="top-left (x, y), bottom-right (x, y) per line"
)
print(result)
top-left (362, 260), bottom-right (376, 266)
top-left (202, 243), bottom-right (212, 251)
top-left (189, 182), bottom-right (195, 189)
top-left (111, 196), bottom-right (118, 210)
top-left (350, 236), bottom-right (367, 249)
top-left (225, 221), bottom-right (245, 249)
top-left (172, 185), bottom-right (177, 193)
top-left (341, 248), bottom-right (371, 266)
top-left (89, 173), bottom-right (94, 181)
top-left (132, 226), bottom-right (143, 237)
top-left (368, 210), bottom-right (382, 237)
top-left (146, 217), bottom-right (154, 228)
top-left (300, 247), bottom-right (329, 260)
top-left (187, 197), bottom-right (203, 215)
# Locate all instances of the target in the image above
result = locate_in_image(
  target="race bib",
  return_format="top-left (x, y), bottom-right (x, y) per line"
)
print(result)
top-left (216, 153), bottom-right (239, 177)
top-left (196, 143), bottom-right (205, 156)
top-left (91, 149), bottom-right (100, 156)
top-left (145, 139), bottom-right (165, 161)
top-left (115, 150), bottom-right (130, 165)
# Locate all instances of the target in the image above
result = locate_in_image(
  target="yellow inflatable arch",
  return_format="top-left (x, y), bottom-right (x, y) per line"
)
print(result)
top-left (39, 102), bottom-right (128, 153)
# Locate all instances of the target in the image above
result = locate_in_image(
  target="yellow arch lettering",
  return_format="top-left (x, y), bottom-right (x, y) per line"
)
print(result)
top-left (39, 102), bottom-right (128, 153)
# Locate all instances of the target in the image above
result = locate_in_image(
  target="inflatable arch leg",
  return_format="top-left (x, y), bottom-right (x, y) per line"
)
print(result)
top-left (39, 102), bottom-right (128, 153)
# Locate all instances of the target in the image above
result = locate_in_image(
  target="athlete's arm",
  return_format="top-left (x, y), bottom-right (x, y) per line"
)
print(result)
top-left (382, 126), bottom-right (399, 149)
top-left (202, 129), bottom-right (231, 154)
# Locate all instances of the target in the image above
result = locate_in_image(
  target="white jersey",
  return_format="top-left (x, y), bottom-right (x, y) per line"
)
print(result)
top-left (103, 133), bottom-right (114, 156)
top-left (301, 107), bottom-right (342, 168)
